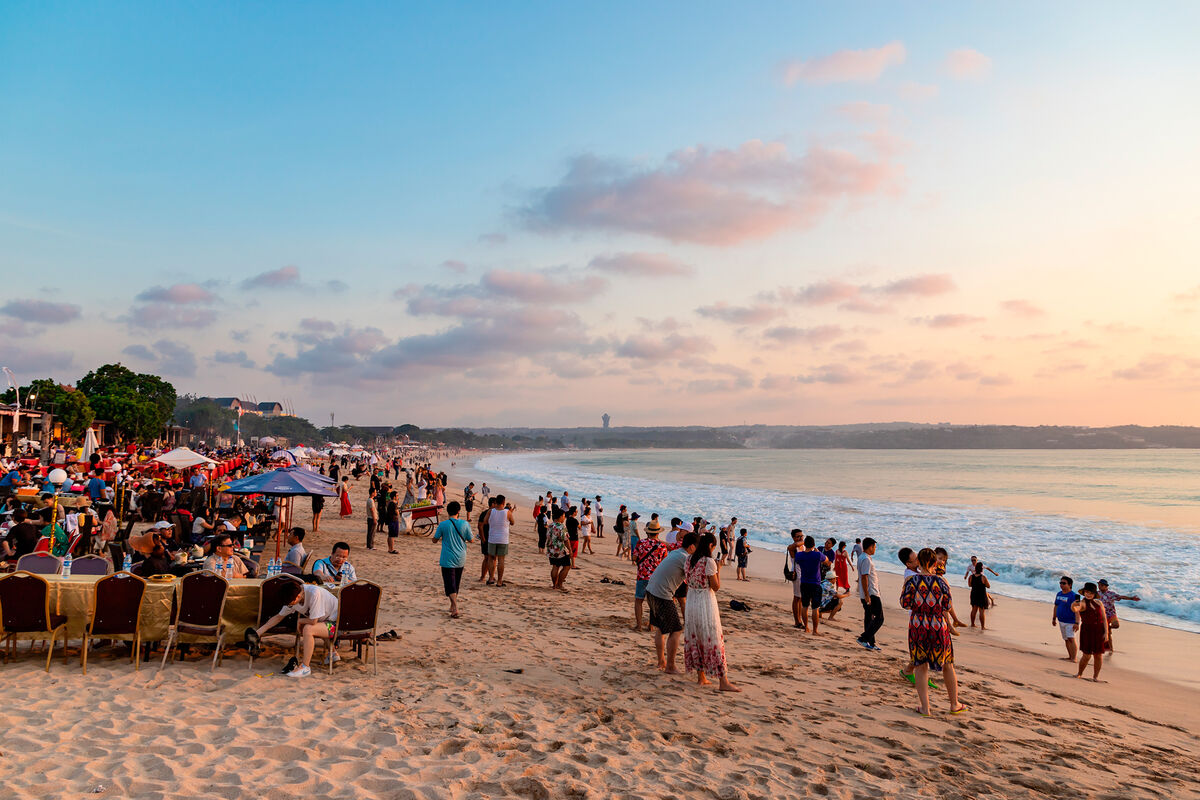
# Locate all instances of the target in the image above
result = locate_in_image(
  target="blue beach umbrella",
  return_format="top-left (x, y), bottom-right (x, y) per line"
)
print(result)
top-left (222, 467), bottom-right (337, 559)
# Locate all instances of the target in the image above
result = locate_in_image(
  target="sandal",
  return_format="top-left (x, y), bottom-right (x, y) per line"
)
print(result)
top-left (950, 704), bottom-right (969, 715)
top-left (901, 669), bottom-right (916, 685)
top-left (915, 707), bottom-right (931, 717)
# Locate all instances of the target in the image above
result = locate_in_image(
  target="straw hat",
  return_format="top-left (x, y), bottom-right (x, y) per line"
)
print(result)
top-left (644, 521), bottom-right (662, 534)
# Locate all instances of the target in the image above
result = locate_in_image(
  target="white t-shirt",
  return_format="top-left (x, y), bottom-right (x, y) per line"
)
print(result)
top-left (487, 507), bottom-right (511, 545)
top-left (664, 528), bottom-right (679, 545)
top-left (192, 517), bottom-right (209, 537)
top-left (581, 515), bottom-right (593, 537)
top-left (288, 583), bottom-right (339, 622)
top-left (594, 503), bottom-right (603, 519)
top-left (858, 553), bottom-right (879, 600)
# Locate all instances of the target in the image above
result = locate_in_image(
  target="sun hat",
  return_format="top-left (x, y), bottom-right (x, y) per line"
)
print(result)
top-left (644, 521), bottom-right (662, 534)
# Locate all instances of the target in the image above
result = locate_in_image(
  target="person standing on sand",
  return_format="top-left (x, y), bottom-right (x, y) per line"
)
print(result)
top-left (1053, 576), bottom-right (1080, 662)
top-left (627, 512), bottom-right (641, 561)
top-left (791, 534), bottom-right (828, 634)
top-left (632, 520), bottom-right (668, 631)
top-left (719, 517), bottom-right (737, 565)
top-left (683, 533), bottom-right (740, 692)
top-left (645, 531), bottom-right (698, 674)
top-left (432, 501), bottom-right (473, 619)
top-left (339, 476), bottom-right (353, 519)
top-left (580, 506), bottom-right (595, 554)
top-left (1073, 582), bottom-right (1111, 681)
top-left (834, 542), bottom-right (851, 592)
top-left (366, 486), bottom-right (378, 550)
top-left (900, 548), bottom-right (966, 716)
top-left (385, 490), bottom-right (401, 554)
top-left (486, 495), bottom-right (515, 587)
top-left (614, 505), bottom-right (629, 558)
top-left (482, 483), bottom-right (491, 501)
top-left (734, 529), bottom-right (750, 581)
top-left (1096, 579), bottom-right (1139, 653)
top-left (546, 507), bottom-right (573, 591)
top-left (851, 538), bottom-right (863, 570)
top-left (594, 496), bottom-right (604, 538)
top-left (968, 563), bottom-right (991, 629)
top-left (477, 497), bottom-right (494, 584)
top-left (535, 503), bottom-right (548, 555)
top-left (566, 506), bottom-right (581, 568)
top-left (311, 494), bottom-right (324, 533)
top-left (463, 482), bottom-right (475, 515)
top-left (857, 537), bottom-right (883, 651)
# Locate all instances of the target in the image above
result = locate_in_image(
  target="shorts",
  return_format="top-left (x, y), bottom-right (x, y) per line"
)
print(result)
top-left (570, 540), bottom-right (579, 556)
top-left (821, 598), bottom-right (840, 614)
top-left (441, 566), bottom-right (464, 596)
top-left (1058, 621), bottom-right (1076, 639)
top-left (487, 543), bottom-right (509, 557)
top-left (549, 555), bottom-right (571, 568)
top-left (321, 621), bottom-right (336, 637)
top-left (737, 555), bottom-right (748, 568)
top-left (647, 593), bottom-right (682, 634)
top-left (799, 583), bottom-right (822, 608)
top-left (480, 535), bottom-right (489, 556)
top-left (387, 520), bottom-right (399, 537)
top-left (634, 579), bottom-right (650, 600)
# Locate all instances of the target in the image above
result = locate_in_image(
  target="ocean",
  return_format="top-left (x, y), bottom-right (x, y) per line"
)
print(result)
top-left (469, 449), bottom-right (1200, 634)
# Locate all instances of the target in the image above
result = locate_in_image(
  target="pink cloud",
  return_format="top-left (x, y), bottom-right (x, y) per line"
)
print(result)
top-left (242, 265), bottom-right (301, 289)
top-left (0, 298), bottom-right (82, 323)
top-left (299, 317), bottom-right (337, 332)
top-left (588, 252), bottom-right (694, 277)
top-left (763, 324), bottom-right (844, 344)
top-left (522, 139), bottom-right (900, 245)
top-left (696, 302), bottom-right (785, 325)
top-left (1112, 356), bottom-right (1172, 381)
top-left (775, 273), bottom-right (955, 314)
top-left (780, 41), bottom-right (906, 86)
top-left (136, 283), bottom-right (217, 305)
top-left (944, 48), bottom-right (992, 80)
top-left (777, 280), bottom-right (860, 306)
top-left (1001, 299), bottom-right (1044, 317)
top-left (880, 274), bottom-right (956, 296)
top-left (615, 332), bottom-right (711, 361)
top-left (481, 269), bottom-right (607, 302)
top-left (913, 314), bottom-right (984, 328)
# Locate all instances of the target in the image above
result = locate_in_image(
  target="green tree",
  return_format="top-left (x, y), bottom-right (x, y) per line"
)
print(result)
top-left (0, 378), bottom-right (95, 441)
top-left (77, 363), bottom-right (177, 443)
top-left (174, 395), bottom-right (236, 439)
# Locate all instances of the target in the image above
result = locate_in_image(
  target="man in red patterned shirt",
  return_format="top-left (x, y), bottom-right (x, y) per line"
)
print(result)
top-left (631, 520), bottom-right (668, 632)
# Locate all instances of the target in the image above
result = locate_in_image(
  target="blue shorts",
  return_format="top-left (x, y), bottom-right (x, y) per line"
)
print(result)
top-left (635, 579), bottom-right (650, 599)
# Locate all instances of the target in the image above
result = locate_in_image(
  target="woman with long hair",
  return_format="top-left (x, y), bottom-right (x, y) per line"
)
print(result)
top-left (968, 562), bottom-right (990, 629)
top-left (682, 533), bottom-right (740, 692)
top-left (900, 548), bottom-right (966, 716)
top-left (834, 541), bottom-right (851, 592)
top-left (338, 476), bottom-right (353, 518)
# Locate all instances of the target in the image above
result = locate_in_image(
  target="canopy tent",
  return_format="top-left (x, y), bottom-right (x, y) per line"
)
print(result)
top-left (152, 446), bottom-right (218, 470)
top-left (222, 467), bottom-right (337, 559)
top-left (258, 436), bottom-right (277, 446)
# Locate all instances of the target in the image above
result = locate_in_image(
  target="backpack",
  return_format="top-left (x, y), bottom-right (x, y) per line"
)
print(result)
top-left (783, 551), bottom-right (796, 582)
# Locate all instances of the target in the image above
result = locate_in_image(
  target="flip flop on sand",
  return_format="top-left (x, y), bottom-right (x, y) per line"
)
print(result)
top-left (950, 704), bottom-right (969, 714)
top-left (901, 669), bottom-right (916, 685)
top-left (915, 707), bottom-right (931, 717)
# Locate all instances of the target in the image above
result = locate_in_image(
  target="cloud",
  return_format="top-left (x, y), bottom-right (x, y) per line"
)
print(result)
top-left (797, 363), bottom-right (860, 384)
top-left (774, 273), bottom-right (955, 313)
top-left (780, 41), bottom-right (906, 86)
top-left (299, 317), bottom-right (337, 333)
top-left (763, 324), bottom-right (844, 344)
top-left (0, 299), bottom-right (82, 323)
top-left (440, 260), bottom-right (469, 274)
top-left (1001, 299), bottom-right (1045, 317)
top-left (615, 332), bottom-right (711, 362)
top-left (521, 139), bottom-right (900, 245)
top-left (696, 302), bottom-right (785, 325)
top-left (588, 252), bottom-right (694, 278)
top-left (230, 329), bottom-right (251, 343)
top-left (913, 314), bottom-right (984, 328)
top-left (326, 279), bottom-right (349, 293)
top-left (480, 269), bottom-right (608, 302)
top-left (242, 265), bottom-right (301, 290)
top-left (1112, 356), bottom-right (1172, 381)
top-left (898, 81), bottom-right (939, 102)
top-left (136, 283), bottom-right (217, 305)
top-left (836, 101), bottom-right (892, 125)
top-left (944, 48), bottom-right (992, 80)
top-left (211, 350), bottom-right (256, 368)
top-left (125, 303), bottom-right (218, 329)
top-left (121, 339), bottom-right (197, 377)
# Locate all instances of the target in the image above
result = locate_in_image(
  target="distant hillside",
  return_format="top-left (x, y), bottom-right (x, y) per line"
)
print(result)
top-left (462, 424), bottom-right (1200, 449)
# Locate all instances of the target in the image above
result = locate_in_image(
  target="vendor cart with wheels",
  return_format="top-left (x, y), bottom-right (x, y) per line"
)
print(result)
top-left (403, 503), bottom-right (442, 536)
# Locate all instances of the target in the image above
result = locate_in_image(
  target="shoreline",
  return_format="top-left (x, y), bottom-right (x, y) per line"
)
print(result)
top-left (451, 457), bottom-right (1200, 693)
top-left (462, 450), bottom-right (1200, 637)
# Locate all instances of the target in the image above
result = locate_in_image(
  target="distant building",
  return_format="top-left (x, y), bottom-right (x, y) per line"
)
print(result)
top-left (211, 397), bottom-right (242, 411)
top-left (255, 401), bottom-right (284, 417)
top-left (602, 413), bottom-right (611, 429)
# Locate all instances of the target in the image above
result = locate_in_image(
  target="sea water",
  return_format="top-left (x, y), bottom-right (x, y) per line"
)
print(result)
top-left (471, 449), bottom-right (1200, 633)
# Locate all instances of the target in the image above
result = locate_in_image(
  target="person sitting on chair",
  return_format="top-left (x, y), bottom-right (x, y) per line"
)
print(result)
top-left (312, 541), bottom-right (356, 585)
top-left (284, 528), bottom-right (307, 568)
top-left (202, 533), bottom-right (249, 578)
top-left (249, 578), bottom-right (339, 678)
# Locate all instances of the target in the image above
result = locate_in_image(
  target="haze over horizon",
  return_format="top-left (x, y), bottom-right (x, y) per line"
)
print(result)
top-left (4, 4), bottom-right (1199, 429)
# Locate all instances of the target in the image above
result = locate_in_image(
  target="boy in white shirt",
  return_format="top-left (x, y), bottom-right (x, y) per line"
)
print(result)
top-left (250, 579), bottom-right (339, 678)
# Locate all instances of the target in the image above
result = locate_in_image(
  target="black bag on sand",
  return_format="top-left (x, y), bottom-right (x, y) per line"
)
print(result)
top-left (729, 599), bottom-right (750, 612)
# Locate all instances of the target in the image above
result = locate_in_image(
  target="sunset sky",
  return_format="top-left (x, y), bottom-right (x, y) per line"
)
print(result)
top-left (3, 3), bottom-right (1199, 428)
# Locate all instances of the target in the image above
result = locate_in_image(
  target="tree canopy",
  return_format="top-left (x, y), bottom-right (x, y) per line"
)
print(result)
top-left (77, 363), bottom-right (176, 442)
top-left (0, 379), bottom-right (95, 441)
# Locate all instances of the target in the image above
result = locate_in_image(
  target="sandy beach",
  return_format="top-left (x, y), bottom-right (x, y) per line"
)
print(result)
top-left (1, 466), bottom-right (1198, 800)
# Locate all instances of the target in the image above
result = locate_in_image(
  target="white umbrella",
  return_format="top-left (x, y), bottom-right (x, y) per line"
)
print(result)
top-left (152, 446), bottom-right (218, 470)
top-left (271, 449), bottom-right (298, 464)
top-left (258, 436), bottom-right (277, 446)
top-left (81, 428), bottom-right (99, 462)
top-left (287, 447), bottom-right (309, 461)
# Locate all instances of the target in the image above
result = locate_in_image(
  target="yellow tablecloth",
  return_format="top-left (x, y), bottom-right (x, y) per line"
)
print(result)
top-left (47, 575), bottom-right (264, 641)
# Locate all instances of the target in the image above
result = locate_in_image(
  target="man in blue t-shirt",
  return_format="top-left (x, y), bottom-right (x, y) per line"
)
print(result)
top-left (432, 501), bottom-right (473, 619)
top-left (789, 532), bottom-right (829, 634)
top-left (86, 471), bottom-right (107, 502)
top-left (1052, 575), bottom-right (1079, 662)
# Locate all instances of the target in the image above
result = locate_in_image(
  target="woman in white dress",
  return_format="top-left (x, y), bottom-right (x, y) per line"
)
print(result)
top-left (682, 533), bottom-right (740, 692)
top-left (580, 510), bottom-right (595, 554)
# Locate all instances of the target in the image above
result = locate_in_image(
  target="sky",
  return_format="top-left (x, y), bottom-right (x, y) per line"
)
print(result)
top-left (3, 2), bottom-right (1200, 428)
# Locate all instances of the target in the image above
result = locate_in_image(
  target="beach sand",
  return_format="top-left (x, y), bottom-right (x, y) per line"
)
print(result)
top-left (1, 465), bottom-right (1197, 799)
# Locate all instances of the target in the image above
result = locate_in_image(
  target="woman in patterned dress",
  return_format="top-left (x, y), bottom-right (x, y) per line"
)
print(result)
top-left (900, 548), bottom-right (967, 716)
top-left (682, 533), bottom-right (740, 692)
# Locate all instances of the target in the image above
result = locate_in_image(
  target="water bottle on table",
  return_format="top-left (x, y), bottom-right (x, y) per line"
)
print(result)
top-left (122, 552), bottom-right (132, 572)
top-left (62, 552), bottom-right (73, 577)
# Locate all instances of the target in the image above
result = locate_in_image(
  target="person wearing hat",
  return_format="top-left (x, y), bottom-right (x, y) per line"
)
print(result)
top-left (1095, 579), bottom-right (1140, 653)
top-left (1071, 582), bottom-right (1110, 681)
top-left (631, 519), bottom-right (668, 631)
